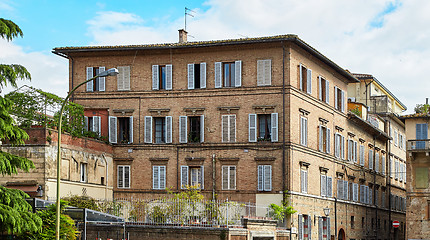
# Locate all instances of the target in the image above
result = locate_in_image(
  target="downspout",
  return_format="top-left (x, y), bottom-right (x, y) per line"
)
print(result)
top-left (282, 41), bottom-right (286, 199)
top-left (212, 154), bottom-right (216, 201)
top-left (176, 146), bottom-right (179, 190)
top-left (102, 154), bottom-right (108, 199)
top-left (70, 55), bottom-right (75, 101)
top-left (388, 120), bottom-right (392, 240)
top-left (335, 197), bottom-right (337, 239)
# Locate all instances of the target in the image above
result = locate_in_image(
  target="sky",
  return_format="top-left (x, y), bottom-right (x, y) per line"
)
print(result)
top-left (0, 0), bottom-right (428, 114)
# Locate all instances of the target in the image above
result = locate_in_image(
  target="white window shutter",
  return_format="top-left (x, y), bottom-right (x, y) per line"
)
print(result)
top-left (129, 116), bottom-right (133, 143)
top-left (222, 166), bottom-right (228, 189)
top-left (215, 62), bottom-right (222, 88)
top-left (152, 65), bottom-right (159, 90)
top-left (321, 175), bottom-right (327, 196)
top-left (341, 136), bottom-right (345, 160)
top-left (200, 115), bottom-right (205, 143)
top-left (98, 66), bottom-right (105, 91)
top-left (84, 116), bottom-right (89, 131)
top-left (222, 115), bottom-right (229, 142)
top-left (181, 165), bottom-right (189, 189)
top-left (327, 176), bottom-right (332, 197)
top-left (264, 59), bottom-right (271, 86)
top-left (117, 66), bottom-right (124, 90)
top-left (354, 141), bottom-right (358, 163)
top-left (144, 116), bottom-right (152, 143)
top-left (319, 126), bottom-right (323, 152)
top-left (235, 60), bottom-right (242, 87)
top-left (249, 114), bottom-right (257, 142)
top-left (230, 166), bottom-right (236, 189)
top-left (165, 64), bottom-right (172, 90)
top-left (325, 80), bottom-right (330, 104)
top-left (369, 149), bottom-right (374, 170)
top-left (341, 90), bottom-right (345, 112)
top-left (118, 166), bottom-right (123, 188)
top-left (179, 116), bottom-right (187, 143)
top-left (326, 128), bottom-right (331, 153)
top-left (200, 62), bottom-right (206, 88)
top-left (299, 64), bottom-right (303, 91)
top-left (344, 181), bottom-right (349, 200)
top-left (153, 166), bottom-right (159, 189)
top-left (94, 116), bottom-right (101, 136)
top-left (165, 116), bottom-right (172, 143)
top-left (200, 166), bottom-right (204, 189)
top-left (318, 217), bottom-right (323, 240)
top-left (257, 60), bottom-right (264, 86)
top-left (108, 116), bottom-right (117, 143)
top-left (124, 66), bottom-right (131, 90)
top-left (257, 165), bottom-right (264, 191)
top-left (117, 66), bottom-right (130, 91)
top-left (271, 113), bottom-right (278, 142)
top-left (307, 68), bottom-right (312, 94)
top-left (375, 152), bottom-right (380, 172)
top-left (86, 67), bottom-right (94, 92)
top-left (229, 115), bottom-right (236, 142)
top-left (264, 165), bottom-right (272, 191)
top-left (318, 76), bottom-right (322, 100)
top-left (308, 216), bottom-right (312, 239)
top-left (187, 64), bottom-right (195, 89)
top-left (160, 166), bottom-right (166, 189)
top-left (382, 155), bottom-right (386, 175)
top-left (124, 166), bottom-right (130, 188)
top-left (334, 86), bottom-right (338, 110)
top-left (298, 214), bottom-right (303, 240)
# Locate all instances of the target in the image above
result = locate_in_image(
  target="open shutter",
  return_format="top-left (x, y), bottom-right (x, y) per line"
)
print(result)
top-left (222, 115), bottom-right (229, 142)
top-left (86, 67), bottom-right (94, 92)
top-left (257, 165), bottom-right (264, 191)
top-left (124, 166), bottom-right (130, 188)
top-left (200, 62), bottom-right (206, 88)
top-left (222, 166), bottom-right (228, 189)
top-left (271, 113), bottom-right (278, 142)
top-left (354, 141), bottom-right (358, 163)
top-left (152, 65), bottom-right (159, 90)
top-left (306, 68), bottom-right (312, 94)
top-left (319, 126), bottom-right (323, 152)
top-left (308, 216), bottom-right (312, 239)
top-left (257, 60), bottom-right (264, 86)
top-left (153, 166), bottom-right (159, 189)
top-left (318, 217), bottom-right (323, 240)
top-left (298, 214), bottom-right (303, 240)
top-left (326, 128), bottom-right (331, 153)
top-left (327, 217), bottom-right (331, 239)
top-left (165, 116), bottom-right (172, 143)
top-left (325, 80), bottom-right (329, 104)
top-left (344, 181), bottom-right (349, 200)
top-left (229, 115), bottom-right (236, 142)
top-left (249, 114), bottom-right (257, 142)
top-left (200, 115), bottom-right (205, 143)
top-left (108, 116), bottom-right (117, 143)
top-left (165, 64), bottom-right (172, 90)
top-left (234, 60), bottom-right (242, 87)
top-left (98, 66), bottom-right (105, 91)
top-left (200, 166), bottom-right (204, 189)
top-left (144, 116), bottom-right (152, 143)
top-left (215, 62), bottom-right (222, 88)
top-left (84, 116), bottom-right (89, 132)
top-left (299, 64), bottom-right (303, 91)
top-left (180, 166), bottom-right (189, 189)
top-left (264, 165), bottom-right (272, 191)
top-left (321, 175), bottom-right (326, 196)
top-left (341, 90), bottom-right (345, 112)
top-left (128, 116), bottom-right (133, 143)
top-left (341, 136), bottom-right (345, 160)
top-left (318, 76), bottom-right (322, 100)
top-left (334, 86), bottom-right (338, 110)
top-left (369, 149), bottom-right (374, 170)
top-left (188, 64), bottom-right (194, 89)
top-left (179, 116), bottom-right (187, 143)
top-left (327, 176), bottom-right (332, 197)
top-left (94, 116), bottom-right (101, 136)
top-left (230, 166), bottom-right (236, 189)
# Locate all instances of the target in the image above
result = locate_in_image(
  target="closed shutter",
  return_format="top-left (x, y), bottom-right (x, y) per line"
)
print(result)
top-left (165, 64), bottom-right (172, 90)
top-left (334, 134), bottom-right (339, 158)
top-left (306, 68), bottom-right (312, 94)
top-left (124, 66), bottom-right (131, 90)
top-left (382, 155), bottom-right (386, 175)
top-left (375, 152), bottom-right (380, 172)
top-left (341, 90), bottom-right (345, 112)
top-left (257, 60), bottom-right (264, 86)
top-left (354, 141), bottom-right (358, 163)
top-left (257, 59), bottom-right (271, 86)
top-left (118, 166), bottom-right (124, 188)
top-left (321, 175), bottom-right (327, 196)
top-left (344, 180), bottom-right (349, 200)
top-left (215, 62), bottom-right (222, 88)
top-left (271, 113), bottom-right (278, 142)
top-left (234, 60), bottom-right (242, 87)
top-left (129, 116), bottom-right (133, 143)
top-left (181, 166), bottom-right (189, 189)
top-left (334, 86), bottom-right (338, 110)
top-left (200, 115), bottom-right (205, 143)
top-left (222, 115), bottom-right (229, 142)
top-left (347, 140), bottom-right (352, 161)
top-left (152, 65), bottom-right (159, 90)
top-left (144, 116), bottom-right (152, 143)
top-left (200, 166), bottom-right (204, 189)
top-left (249, 114), bottom-right (257, 142)
top-left (301, 170), bottom-right (305, 193)
top-left (179, 116), bottom-right (187, 143)
top-left (229, 115), bottom-right (236, 142)
top-left (319, 126), bottom-right (323, 152)
top-left (108, 116), bottom-right (117, 143)
top-left (264, 165), bottom-right (272, 191)
top-left (93, 116), bottom-right (101, 136)
top-left (326, 128), bottom-right (331, 153)
top-left (369, 149), bottom-right (374, 170)
top-left (222, 166), bottom-right (229, 190)
top-left (341, 136), bottom-right (345, 160)
top-left (354, 183), bottom-right (359, 202)
top-left (337, 180), bottom-right (343, 199)
top-left (326, 217), bottom-right (331, 239)
top-left (298, 214), bottom-right (303, 240)
top-left (325, 80), bottom-right (329, 104)
top-left (188, 64), bottom-right (194, 89)
top-left (160, 166), bottom-right (166, 189)
top-left (86, 67), bottom-right (94, 92)
top-left (200, 62), bottom-right (206, 88)
top-left (327, 177), bottom-right (332, 197)
top-left (124, 166), bottom-right (130, 188)
top-left (165, 116), bottom-right (172, 143)
top-left (258, 165), bottom-right (264, 191)
top-left (98, 66), bottom-right (105, 91)
top-left (153, 166), bottom-right (159, 189)
top-left (318, 217), bottom-right (323, 240)
top-left (359, 145), bottom-right (365, 166)
top-left (300, 117), bottom-right (307, 146)
top-left (229, 166), bottom-right (236, 189)
top-left (308, 215), bottom-right (312, 239)
top-left (117, 66), bottom-right (130, 90)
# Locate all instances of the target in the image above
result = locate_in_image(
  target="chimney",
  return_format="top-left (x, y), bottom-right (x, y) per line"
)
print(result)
top-left (178, 29), bottom-right (188, 43)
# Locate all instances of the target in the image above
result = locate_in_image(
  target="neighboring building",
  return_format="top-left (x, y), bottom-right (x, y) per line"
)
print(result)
top-left (402, 112), bottom-right (430, 239)
top-left (0, 128), bottom-right (114, 200)
top-left (53, 31), bottom-right (405, 239)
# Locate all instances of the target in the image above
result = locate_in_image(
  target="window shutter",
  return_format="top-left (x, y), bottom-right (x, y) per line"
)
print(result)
top-left (334, 134), bottom-right (339, 158)
top-left (108, 116), bottom-right (117, 143)
top-left (124, 166), bottom-right (130, 188)
top-left (94, 116), bottom-right (101, 136)
top-left (234, 60), bottom-right (242, 87)
top-left (98, 66), bottom-right (105, 91)
top-left (86, 67), bottom-right (94, 92)
top-left (179, 116), bottom-right (187, 143)
top-left (319, 126), bottom-right (323, 152)
top-left (153, 166), bottom-right (159, 189)
top-left (84, 116), bottom-right (89, 132)
top-left (375, 152), bottom-right (380, 172)
top-left (152, 65), bottom-right (159, 90)
top-left (382, 155), bottom-right (386, 175)
top-left (271, 113), bottom-right (278, 142)
top-left (229, 115), bottom-right (236, 142)
top-left (344, 180), bottom-right (349, 200)
top-left (341, 90), bottom-right (345, 112)
top-left (353, 141), bottom-right (358, 163)
top-left (308, 215), bottom-right (312, 239)
top-left (117, 66), bottom-right (130, 90)
top-left (306, 68), bottom-right (312, 94)
top-left (187, 64), bottom-right (195, 89)
top-left (326, 128), bottom-right (331, 153)
top-left (321, 175), bottom-right (327, 196)
top-left (117, 66), bottom-right (124, 90)
top-left (200, 62), bottom-right (206, 88)
top-left (337, 180), bottom-right (343, 199)
top-left (249, 114), bottom-right (257, 142)
top-left (264, 59), bottom-right (271, 85)
top-left (264, 165), bottom-right (272, 191)
top-left (334, 86), bottom-right (338, 110)
top-left (118, 166), bottom-right (124, 188)
top-left (304, 170), bottom-right (308, 193)
top-left (318, 76), bottom-right (322, 100)
top-left (222, 166), bottom-right (229, 190)
top-left (318, 217), bottom-right (323, 240)
top-left (222, 115), bottom-right (229, 142)
top-left (327, 217), bottom-right (331, 238)
top-left (327, 176), bottom-right (332, 197)
top-left (258, 165), bottom-right (264, 191)
top-left (165, 116), bottom-right (172, 143)
top-left (299, 64), bottom-right (303, 91)
top-left (360, 145), bottom-right (365, 166)
top-left (144, 116), bottom-right (152, 143)
top-left (257, 60), bottom-right (264, 86)
top-left (230, 166), bottom-right (236, 190)
top-left (165, 64), bottom-right (172, 90)
top-left (301, 170), bottom-right (305, 193)
top-left (200, 166), bottom-right (204, 189)
top-left (325, 80), bottom-right (329, 104)
top-left (124, 66), bottom-right (131, 90)
top-left (129, 116), bottom-right (133, 143)
top-left (181, 166), bottom-right (189, 189)
top-left (354, 183), bottom-right (359, 202)
top-left (341, 136), bottom-right (345, 160)
top-left (215, 62), bottom-right (222, 88)
top-left (200, 115), bottom-right (205, 143)
top-left (160, 166), bottom-right (166, 189)
top-left (298, 214), bottom-right (303, 240)
top-left (369, 149), bottom-right (374, 170)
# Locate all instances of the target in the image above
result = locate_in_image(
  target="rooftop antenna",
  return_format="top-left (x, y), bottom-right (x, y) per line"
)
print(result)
top-left (185, 7), bottom-right (195, 32)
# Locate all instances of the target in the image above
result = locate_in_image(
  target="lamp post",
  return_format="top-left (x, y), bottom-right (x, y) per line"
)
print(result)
top-left (323, 207), bottom-right (330, 217)
top-left (55, 68), bottom-right (119, 240)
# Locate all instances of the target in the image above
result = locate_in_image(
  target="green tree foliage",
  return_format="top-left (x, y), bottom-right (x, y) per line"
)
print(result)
top-left (415, 104), bottom-right (430, 114)
top-left (0, 18), bottom-right (42, 236)
top-left (268, 199), bottom-right (296, 221)
top-left (62, 195), bottom-right (100, 211)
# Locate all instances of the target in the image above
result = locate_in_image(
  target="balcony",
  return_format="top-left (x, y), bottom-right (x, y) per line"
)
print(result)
top-left (407, 139), bottom-right (430, 151)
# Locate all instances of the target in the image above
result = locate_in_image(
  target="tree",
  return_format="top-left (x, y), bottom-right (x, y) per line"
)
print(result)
top-left (0, 18), bottom-right (42, 236)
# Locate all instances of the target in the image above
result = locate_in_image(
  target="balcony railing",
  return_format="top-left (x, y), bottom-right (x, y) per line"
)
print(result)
top-left (407, 139), bottom-right (430, 151)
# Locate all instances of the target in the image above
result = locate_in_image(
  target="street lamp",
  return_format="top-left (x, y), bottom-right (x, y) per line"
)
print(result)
top-left (323, 207), bottom-right (330, 217)
top-left (55, 68), bottom-right (119, 240)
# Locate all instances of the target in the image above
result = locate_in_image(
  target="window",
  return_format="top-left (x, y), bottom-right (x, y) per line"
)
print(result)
top-left (318, 217), bottom-right (330, 240)
top-left (351, 216), bottom-right (355, 229)
top-left (318, 125), bottom-right (331, 153)
top-left (360, 185), bottom-right (370, 204)
top-left (359, 144), bottom-right (365, 166)
top-left (86, 66), bottom-right (105, 92)
top-left (109, 116), bottom-right (133, 144)
top-left (180, 166), bottom-right (204, 189)
top-left (334, 86), bottom-right (345, 112)
top-left (301, 169), bottom-right (308, 193)
top-left (144, 116), bottom-right (172, 144)
top-left (117, 66), bottom-right (130, 91)
top-left (399, 161), bottom-right (404, 182)
top-left (375, 151), bottom-right (380, 172)
top-left (257, 59), bottom-right (271, 86)
top-left (152, 166), bottom-right (166, 190)
top-left (337, 179), bottom-right (349, 200)
top-left (80, 163), bottom-right (87, 183)
top-left (222, 115), bottom-right (236, 142)
top-left (394, 129), bottom-right (398, 146)
top-left (300, 116), bottom-right (308, 146)
top-left (352, 183), bottom-right (359, 202)
top-left (334, 133), bottom-right (345, 159)
top-left (258, 165), bottom-right (272, 191)
top-left (249, 113), bottom-right (278, 142)
top-left (179, 115), bottom-right (205, 143)
top-left (84, 116), bottom-right (101, 136)
top-left (214, 61), bottom-right (242, 88)
top-left (299, 64), bottom-right (312, 94)
top-left (395, 159), bottom-right (399, 180)
top-left (152, 64), bottom-right (172, 90)
top-left (320, 174), bottom-right (332, 197)
top-left (319, 76), bottom-right (329, 103)
top-left (298, 214), bottom-right (312, 240)
top-left (382, 154), bottom-right (386, 175)
top-left (368, 148), bottom-right (374, 170)
top-left (347, 139), bottom-right (357, 163)
top-left (375, 189), bottom-right (379, 206)
top-left (222, 166), bottom-right (236, 190)
top-left (187, 63), bottom-right (206, 89)
top-left (390, 156), bottom-right (394, 178)
top-left (118, 165), bottom-right (130, 188)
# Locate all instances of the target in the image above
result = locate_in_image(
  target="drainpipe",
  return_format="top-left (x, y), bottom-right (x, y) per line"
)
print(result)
top-left (176, 146), bottom-right (179, 190)
top-left (335, 197), bottom-right (337, 239)
top-left (282, 41), bottom-right (286, 199)
top-left (212, 154), bottom-right (216, 201)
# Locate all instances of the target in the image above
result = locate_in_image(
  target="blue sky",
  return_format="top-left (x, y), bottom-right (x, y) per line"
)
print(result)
top-left (1, 0), bottom-right (429, 113)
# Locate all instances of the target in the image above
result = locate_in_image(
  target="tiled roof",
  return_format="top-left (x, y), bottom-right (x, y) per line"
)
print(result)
top-left (401, 112), bottom-right (430, 118)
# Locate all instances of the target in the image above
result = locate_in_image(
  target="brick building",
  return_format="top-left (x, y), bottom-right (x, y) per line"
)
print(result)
top-left (53, 32), bottom-right (405, 239)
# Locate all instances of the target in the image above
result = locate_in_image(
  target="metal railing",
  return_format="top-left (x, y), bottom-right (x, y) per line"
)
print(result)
top-left (407, 139), bottom-right (430, 151)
